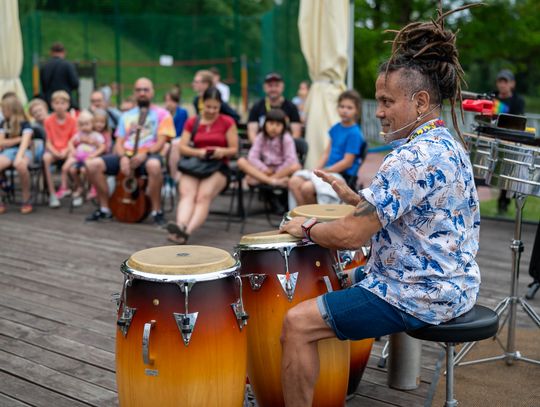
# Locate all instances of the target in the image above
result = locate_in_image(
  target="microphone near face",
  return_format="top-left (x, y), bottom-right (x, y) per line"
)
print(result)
top-left (379, 104), bottom-right (441, 139)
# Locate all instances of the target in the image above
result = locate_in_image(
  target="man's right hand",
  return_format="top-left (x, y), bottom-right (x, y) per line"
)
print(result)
top-left (314, 169), bottom-right (361, 206)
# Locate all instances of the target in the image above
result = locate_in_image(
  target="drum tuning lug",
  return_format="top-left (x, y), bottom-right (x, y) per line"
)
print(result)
top-left (277, 272), bottom-right (298, 302)
top-left (231, 300), bottom-right (249, 330)
top-left (248, 274), bottom-right (267, 291)
top-left (173, 312), bottom-right (199, 346)
top-left (117, 306), bottom-right (136, 337)
top-left (111, 292), bottom-right (121, 311)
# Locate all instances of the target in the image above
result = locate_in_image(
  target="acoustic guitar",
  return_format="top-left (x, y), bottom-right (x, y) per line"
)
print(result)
top-left (109, 107), bottom-right (151, 223)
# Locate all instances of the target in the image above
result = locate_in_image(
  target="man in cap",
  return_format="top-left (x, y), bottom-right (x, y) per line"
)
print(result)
top-left (494, 69), bottom-right (526, 214)
top-left (247, 72), bottom-right (302, 143)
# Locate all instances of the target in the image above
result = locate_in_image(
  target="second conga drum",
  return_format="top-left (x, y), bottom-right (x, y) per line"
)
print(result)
top-left (288, 204), bottom-right (375, 396)
top-left (237, 231), bottom-right (350, 407)
top-left (115, 245), bottom-right (248, 407)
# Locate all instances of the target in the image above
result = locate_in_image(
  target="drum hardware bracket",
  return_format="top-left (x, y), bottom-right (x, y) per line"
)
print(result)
top-left (173, 312), bottom-right (198, 346)
top-left (245, 274), bottom-right (267, 291)
top-left (321, 276), bottom-right (333, 293)
top-left (117, 276), bottom-right (136, 337)
top-left (174, 282), bottom-right (198, 346)
top-left (231, 276), bottom-right (249, 330)
top-left (333, 263), bottom-right (349, 289)
top-left (142, 320), bottom-right (156, 365)
top-left (277, 246), bottom-right (298, 301)
top-left (277, 272), bottom-right (299, 302)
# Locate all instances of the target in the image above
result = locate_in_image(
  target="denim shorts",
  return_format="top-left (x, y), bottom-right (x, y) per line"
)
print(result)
top-left (317, 284), bottom-right (429, 340)
top-left (0, 147), bottom-right (32, 163)
top-left (102, 153), bottom-right (163, 176)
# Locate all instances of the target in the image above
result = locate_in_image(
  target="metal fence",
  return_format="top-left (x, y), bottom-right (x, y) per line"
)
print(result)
top-left (361, 100), bottom-right (540, 144)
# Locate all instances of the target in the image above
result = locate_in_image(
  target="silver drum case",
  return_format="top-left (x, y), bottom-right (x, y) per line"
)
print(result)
top-left (465, 133), bottom-right (494, 179)
top-left (485, 139), bottom-right (540, 197)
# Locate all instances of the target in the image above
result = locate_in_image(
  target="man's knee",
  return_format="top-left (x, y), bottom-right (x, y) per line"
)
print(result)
top-left (146, 159), bottom-right (162, 177)
top-left (300, 181), bottom-right (314, 195)
top-left (86, 157), bottom-right (103, 173)
top-left (281, 305), bottom-right (308, 344)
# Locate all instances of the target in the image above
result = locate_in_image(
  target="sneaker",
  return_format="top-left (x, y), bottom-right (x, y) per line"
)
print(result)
top-left (85, 208), bottom-right (113, 222)
top-left (20, 203), bottom-right (33, 214)
top-left (152, 210), bottom-right (166, 226)
top-left (55, 187), bottom-right (71, 199)
top-left (72, 196), bottom-right (84, 208)
top-left (49, 194), bottom-right (61, 208)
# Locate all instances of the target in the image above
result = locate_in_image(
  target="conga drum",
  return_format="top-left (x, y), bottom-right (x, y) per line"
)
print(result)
top-left (288, 204), bottom-right (375, 397)
top-left (236, 231), bottom-right (350, 407)
top-left (115, 245), bottom-right (248, 407)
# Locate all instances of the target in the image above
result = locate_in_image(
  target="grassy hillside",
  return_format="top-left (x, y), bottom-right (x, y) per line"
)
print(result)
top-left (27, 12), bottom-right (215, 103)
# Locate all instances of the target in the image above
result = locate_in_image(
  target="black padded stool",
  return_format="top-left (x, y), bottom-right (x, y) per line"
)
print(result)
top-left (407, 305), bottom-right (499, 407)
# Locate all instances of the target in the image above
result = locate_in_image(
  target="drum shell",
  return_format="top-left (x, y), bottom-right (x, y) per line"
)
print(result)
top-left (465, 133), bottom-right (493, 179)
top-left (238, 243), bottom-right (350, 407)
top-left (115, 276), bottom-right (247, 407)
top-left (485, 140), bottom-right (540, 197)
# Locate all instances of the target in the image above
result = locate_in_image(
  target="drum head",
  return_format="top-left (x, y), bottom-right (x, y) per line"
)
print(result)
top-left (126, 245), bottom-right (236, 275)
top-left (239, 230), bottom-right (301, 246)
top-left (289, 204), bottom-right (354, 221)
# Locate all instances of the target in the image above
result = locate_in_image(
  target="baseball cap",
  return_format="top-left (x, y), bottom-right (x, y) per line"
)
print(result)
top-left (496, 69), bottom-right (515, 81)
top-left (264, 72), bottom-right (283, 83)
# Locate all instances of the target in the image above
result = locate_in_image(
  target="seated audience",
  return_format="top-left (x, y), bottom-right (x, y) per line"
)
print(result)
top-left (43, 90), bottom-right (77, 208)
top-left (292, 80), bottom-right (310, 123)
top-left (57, 111), bottom-right (106, 208)
top-left (192, 70), bottom-right (239, 122)
top-left (0, 94), bottom-right (34, 214)
top-left (237, 108), bottom-right (300, 187)
top-left (247, 72), bottom-right (301, 143)
top-left (288, 89), bottom-right (365, 207)
top-left (84, 77), bottom-right (174, 224)
top-left (166, 87), bottom-right (238, 244)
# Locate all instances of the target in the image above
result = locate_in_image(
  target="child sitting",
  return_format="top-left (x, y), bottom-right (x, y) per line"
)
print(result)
top-left (0, 94), bottom-right (34, 214)
top-left (237, 108), bottom-right (301, 188)
top-left (43, 90), bottom-right (77, 208)
top-left (288, 89), bottom-right (365, 207)
top-left (92, 108), bottom-right (113, 153)
top-left (58, 110), bottom-right (105, 207)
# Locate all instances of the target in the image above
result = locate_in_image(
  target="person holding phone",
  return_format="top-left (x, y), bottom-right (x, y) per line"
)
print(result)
top-left (166, 87), bottom-right (239, 244)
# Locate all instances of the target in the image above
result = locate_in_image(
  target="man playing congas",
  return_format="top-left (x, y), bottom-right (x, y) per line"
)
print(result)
top-left (280, 5), bottom-right (481, 406)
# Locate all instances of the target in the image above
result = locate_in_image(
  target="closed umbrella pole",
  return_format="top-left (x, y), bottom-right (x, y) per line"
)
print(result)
top-left (0, 0), bottom-right (28, 103)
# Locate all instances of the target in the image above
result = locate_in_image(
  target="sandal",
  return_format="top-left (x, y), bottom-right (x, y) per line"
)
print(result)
top-left (20, 202), bottom-right (33, 214)
top-left (166, 222), bottom-right (189, 245)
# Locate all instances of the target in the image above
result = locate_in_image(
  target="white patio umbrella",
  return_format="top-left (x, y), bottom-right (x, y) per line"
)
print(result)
top-left (0, 0), bottom-right (27, 104)
top-left (298, 0), bottom-right (349, 169)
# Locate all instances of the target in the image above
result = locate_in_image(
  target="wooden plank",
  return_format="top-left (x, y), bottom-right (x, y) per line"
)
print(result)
top-left (0, 393), bottom-right (33, 407)
top-left (347, 394), bottom-right (401, 407)
top-left (0, 336), bottom-right (116, 390)
top-left (0, 350), bottom-right (117, 406)
top-left (0, 319), bottom-right (115, 371)
top-left (0, 371), bottom-right (97, 407)
top-left (354, 381), bottom-right (425, 407)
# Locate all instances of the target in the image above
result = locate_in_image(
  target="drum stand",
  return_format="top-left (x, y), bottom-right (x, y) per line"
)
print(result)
top-left (454, 194), bottom-right (540, 367)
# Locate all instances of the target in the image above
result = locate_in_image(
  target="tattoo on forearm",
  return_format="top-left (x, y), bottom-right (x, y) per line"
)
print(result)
top-left (353, 196), bottom-right (377, 218)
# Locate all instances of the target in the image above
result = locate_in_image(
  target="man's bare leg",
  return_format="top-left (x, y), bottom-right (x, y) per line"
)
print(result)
top-left (280, 298), bottom-right (336, 407)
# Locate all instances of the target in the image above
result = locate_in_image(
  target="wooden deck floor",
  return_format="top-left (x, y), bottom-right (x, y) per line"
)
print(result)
top-left (0, 193), bottom-right (538, 407)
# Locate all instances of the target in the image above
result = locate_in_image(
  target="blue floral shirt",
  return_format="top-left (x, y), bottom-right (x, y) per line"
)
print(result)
top-left (359, 121), bottom-right (481, 324)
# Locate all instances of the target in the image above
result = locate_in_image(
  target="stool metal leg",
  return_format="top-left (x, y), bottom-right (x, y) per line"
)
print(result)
top-left (454, 195), bottom-right (540, 368)
top-left (445, 344), bottom-right (458, 407)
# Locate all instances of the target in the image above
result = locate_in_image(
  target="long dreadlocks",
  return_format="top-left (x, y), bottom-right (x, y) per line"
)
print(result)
top-left (380, 1), bottom-right (483, 144)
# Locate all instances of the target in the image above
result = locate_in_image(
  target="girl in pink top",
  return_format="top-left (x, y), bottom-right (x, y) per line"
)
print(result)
top-left (237, 108), bottom-right (301, 187)
top-left (57, 111), bottom-right (106, 207)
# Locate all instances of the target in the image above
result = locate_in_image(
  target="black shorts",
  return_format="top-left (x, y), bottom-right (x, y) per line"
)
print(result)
top-left (102, 154), bottom-right (164, 176)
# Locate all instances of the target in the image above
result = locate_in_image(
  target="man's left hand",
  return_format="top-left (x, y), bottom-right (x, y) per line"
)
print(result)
top-left (129, 153), bottom-right (147, 169)
top-left (280, 216), bottom-right (306, 239)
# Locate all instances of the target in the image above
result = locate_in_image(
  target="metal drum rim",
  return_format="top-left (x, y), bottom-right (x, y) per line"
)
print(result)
top-left (235, 240), bottom-right (313, 252)
top-left (120, 260), bottom-right (241, 282)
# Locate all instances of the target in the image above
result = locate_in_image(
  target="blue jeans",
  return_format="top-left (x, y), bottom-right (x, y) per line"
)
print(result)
top-left (317, 284), bottom-right (429, 340)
